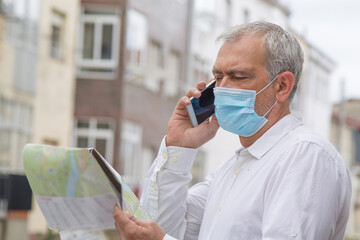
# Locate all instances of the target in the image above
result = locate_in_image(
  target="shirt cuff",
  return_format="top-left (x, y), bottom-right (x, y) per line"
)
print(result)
top-left (163, 234), bottom-right (178, 240)
top-left (155, 136), bottom-right (198, 172)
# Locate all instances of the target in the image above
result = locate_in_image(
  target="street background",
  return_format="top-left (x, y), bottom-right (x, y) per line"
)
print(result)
top-left (0, 0), bottom-right (359, 239)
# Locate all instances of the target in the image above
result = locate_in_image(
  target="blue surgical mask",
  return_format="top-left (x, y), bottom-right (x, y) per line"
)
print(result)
top-left (213, 76), bottom-right (278, 137)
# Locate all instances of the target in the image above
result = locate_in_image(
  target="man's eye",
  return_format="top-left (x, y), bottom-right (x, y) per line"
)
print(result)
top-left (232, 76), bottom-right (246, 80)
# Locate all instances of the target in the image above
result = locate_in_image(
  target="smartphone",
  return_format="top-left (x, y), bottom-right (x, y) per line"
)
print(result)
top-left (186, 80), bottom-right (216, 127)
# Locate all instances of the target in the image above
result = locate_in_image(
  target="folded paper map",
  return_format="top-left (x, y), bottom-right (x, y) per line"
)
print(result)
top-left (23, 144), bottom-right (150, 237)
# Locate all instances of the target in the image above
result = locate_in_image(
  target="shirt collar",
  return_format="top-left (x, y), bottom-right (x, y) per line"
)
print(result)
top-left (245, 113), bottom-right (303, 160)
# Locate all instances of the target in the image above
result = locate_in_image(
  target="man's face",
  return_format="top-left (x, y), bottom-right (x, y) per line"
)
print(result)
top-left (212, 34), bottom-right (277, 116)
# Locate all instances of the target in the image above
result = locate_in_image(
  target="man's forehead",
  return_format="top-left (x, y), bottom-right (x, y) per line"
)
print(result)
top-left (213, 38), bottom-right (266, 72)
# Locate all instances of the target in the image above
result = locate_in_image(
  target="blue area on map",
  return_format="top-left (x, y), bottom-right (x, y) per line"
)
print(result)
top-left (66, 151), bottom-right (80, 197)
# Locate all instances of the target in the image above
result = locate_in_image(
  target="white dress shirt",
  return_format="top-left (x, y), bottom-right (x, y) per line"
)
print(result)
top-left (140, 114), bottom-right (352, 240)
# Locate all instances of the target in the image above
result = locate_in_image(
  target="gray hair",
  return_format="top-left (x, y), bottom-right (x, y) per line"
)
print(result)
top-left (216, 21), bottom-right (304, 102)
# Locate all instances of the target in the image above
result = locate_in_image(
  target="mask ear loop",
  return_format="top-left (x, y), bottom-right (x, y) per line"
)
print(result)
top-left (262, 100), bottom-right (278, 118)
top-left (256, 75), bottom-right (278, 96)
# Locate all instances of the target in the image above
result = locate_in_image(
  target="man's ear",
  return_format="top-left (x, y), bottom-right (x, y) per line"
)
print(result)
top-left (275, 71), bottom-right (295, 103)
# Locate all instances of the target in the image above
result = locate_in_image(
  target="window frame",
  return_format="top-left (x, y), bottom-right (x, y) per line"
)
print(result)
top-left (0, 98), bottom-right (33, 171)
top-left (120, 121), bottom-right (143, 183)
top-left (50, 10), bottom-right (65, 60)
top-left (125, 8), bottom-right (148, 67)
top-left (77, 7), bottom-right (120, 79)
top-left (73, 118), bottom-right (115, 164)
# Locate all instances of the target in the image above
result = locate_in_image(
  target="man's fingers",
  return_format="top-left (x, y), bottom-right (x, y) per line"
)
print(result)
top-left (124, 211), bottom-right (140, 224)
top-left (173, 97), bottom-right (191, 113)
top-left (175, 81), bottom-right (211, 112)
top-left (114, 205), bottom-right (144, 238)
top-left (186, 81), bottom-right (207, 98)
top-left (197, 81), bottom-right (207, 91)
top-left (124, 211), bottom-right (148, 228)
top-left (186, 87), bottom-right (201, 98)
top-left (113, 205), bottom-right (133, 230)
top-left (114, 205), bottom-right (166, 240)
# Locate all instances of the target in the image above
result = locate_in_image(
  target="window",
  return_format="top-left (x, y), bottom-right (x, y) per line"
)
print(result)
top-left (73, 118), bottom-right (114, 164)
top-left (3, 0), bottom-right (39, 93)
top-left (0, 98), bottom-right (33, 171)
top-left (145, 40), bottom-right (164, 92)
top-left (192, 55), bottom-right (210, 86)
top-left (78, 7), bottom-right (120, 79)
top-left (149, 41), bottom-right (163, 69)
top-left (3, 0), bottom-right (39, 44)
top-left (166, 50), bottom-right (181, 97)
top-left (125, 9), bottom-right (148, 67)
top-left (50, 10), bottom-right (64, 59)
top-left (121, 121), bottom-right (142, 184)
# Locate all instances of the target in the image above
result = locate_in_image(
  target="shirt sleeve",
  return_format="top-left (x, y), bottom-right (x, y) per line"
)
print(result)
top-left (140, 137), bottom-right (212, 240)
top-left (262, 141), bottom-right (352, 240)
top-left (163, 234), bottom-right (178, 240)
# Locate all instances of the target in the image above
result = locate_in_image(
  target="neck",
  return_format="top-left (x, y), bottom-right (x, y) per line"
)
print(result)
top-left (239, 107), bottom-right (290, 148)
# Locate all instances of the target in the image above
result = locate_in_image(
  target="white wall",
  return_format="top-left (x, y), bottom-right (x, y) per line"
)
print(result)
top-left (32, 0), bottom-right (79, 146)
top-left (28, 0), bottom-right (80, 234)
top-left (302, 47), bottom-right (334, 139)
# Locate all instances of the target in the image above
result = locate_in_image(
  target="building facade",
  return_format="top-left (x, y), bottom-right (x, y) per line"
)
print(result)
top-left (0, 0), bottom-right (343, 238)
top-left (291, 37), bottom-right (335, 139)
top-left (331, 99), bottom-right (360, 239)
top-left (0, 0), bottom-right (38, 174)
top-left (0, 0), bottom-right (39, 239)
top-left (28, 0), bottom-right (80, 236)
top-left (74, 0), bottom-right (127, 173)
top-left (120, 0), bottom-right (190, 187)
top-left (73, 0), bottom-right (190, 191)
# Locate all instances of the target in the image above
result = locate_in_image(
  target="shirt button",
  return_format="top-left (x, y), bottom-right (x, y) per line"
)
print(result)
top-left (234, 169), bottom-right (239, 175)
top-left (218, 206), bottom-right (222, 211)
top-left (172, 156), bottom-right (178, 162)
top-left (153, 185), bottom-right (157, 191)
top-left (162, 153), bottom-right (167, 159)
top-left (291, 232), bottom-right (297, 237)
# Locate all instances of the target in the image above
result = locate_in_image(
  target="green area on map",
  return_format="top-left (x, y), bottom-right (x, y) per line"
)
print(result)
top-left (23, 144), bottom-right (150, 220)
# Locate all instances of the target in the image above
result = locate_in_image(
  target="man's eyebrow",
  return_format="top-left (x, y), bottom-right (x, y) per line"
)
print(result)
top-left (212, 68), bottom-right (222, 74)
top-left (212, 67), bottom-right (253, 76)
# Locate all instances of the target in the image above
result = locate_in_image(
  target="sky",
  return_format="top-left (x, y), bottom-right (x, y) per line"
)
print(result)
top-left (280, 0), bottom-right (360, 103)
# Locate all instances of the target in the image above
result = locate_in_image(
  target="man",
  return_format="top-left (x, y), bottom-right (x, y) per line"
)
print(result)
top-left (114, 21), bottom-right (351, 240)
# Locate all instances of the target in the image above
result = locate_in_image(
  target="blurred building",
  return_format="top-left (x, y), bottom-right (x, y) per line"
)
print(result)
top-left (0, 0), bottom-right (39, 239)
top-left (0, 0), bottom-right (38, 174)
top-left (74, 0), bottom-right (126, 173)
top-left (0, 0), bottom-right (342, 238)
top-left (28, 0), bottom-right (80, 237)
top-left (331, 99), bottom-right (360, 238)
top-left (120, 0), bottom-right (190, 187)
top-left (0, 0), bottom-right (80, 238)
top-left (73, 0), bottom-right (190, 190)
top-left (291, 34), bottom-right (335, 139)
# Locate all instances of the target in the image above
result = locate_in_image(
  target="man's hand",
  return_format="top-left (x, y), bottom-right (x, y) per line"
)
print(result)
top-left (166, 81), bottom-right (219, 148)
top-left (113, 204), bottom-right (165, 240)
